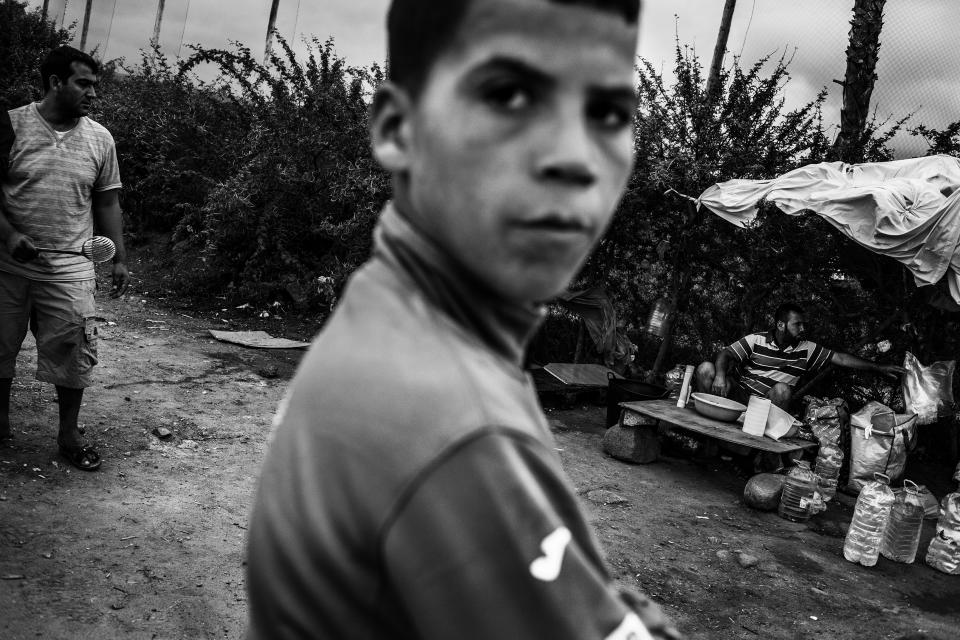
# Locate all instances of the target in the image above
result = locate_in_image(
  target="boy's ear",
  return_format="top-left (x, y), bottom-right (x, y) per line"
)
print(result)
top-left (370, 82), bottom-right (414, 173)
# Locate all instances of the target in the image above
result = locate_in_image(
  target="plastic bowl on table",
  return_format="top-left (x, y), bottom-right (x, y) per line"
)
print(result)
top-left (689, 392), bottom-right (747, 422)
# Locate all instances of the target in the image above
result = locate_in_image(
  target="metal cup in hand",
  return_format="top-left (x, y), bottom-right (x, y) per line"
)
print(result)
top-left (37, 236), bottom-right (116, 263)
top-left (81, 236), bottom-right (117, 263)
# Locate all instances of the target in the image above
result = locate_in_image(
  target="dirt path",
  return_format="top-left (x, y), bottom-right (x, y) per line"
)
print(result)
top-left (1, 259), bottom-right (958, 639)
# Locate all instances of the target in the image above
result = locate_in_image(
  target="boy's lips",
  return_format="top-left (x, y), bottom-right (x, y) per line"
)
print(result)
top-left (512, 214), bottom-right (592, 234)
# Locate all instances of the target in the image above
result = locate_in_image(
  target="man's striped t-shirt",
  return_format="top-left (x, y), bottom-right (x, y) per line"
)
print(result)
top-left (727, 332), bottom-right (834, 397)
top-left (0, 103), bottom-right (121, 281)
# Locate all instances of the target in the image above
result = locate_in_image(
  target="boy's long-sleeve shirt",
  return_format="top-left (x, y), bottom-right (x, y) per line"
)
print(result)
top-left (246, 204), bottom-right (659, 639)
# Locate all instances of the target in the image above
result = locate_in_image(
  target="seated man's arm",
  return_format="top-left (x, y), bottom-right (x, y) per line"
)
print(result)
top-left (385, 430), bottom-right (681, 640)
top-left (830, 351), bottom-right (905, 379)
top-left (712, 346), bottom-right (741, 396)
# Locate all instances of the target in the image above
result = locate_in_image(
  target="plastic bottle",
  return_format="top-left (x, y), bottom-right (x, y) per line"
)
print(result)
top-left (778, 460), bottom-right (817, 523)
top-left (880, 479), bottom-right (924, 563)
top-left (843, 472), bottom-right (895, 567)
top-left (646, 298), bottom-right (670, 338)
top-left (925, 492), bottom-right (960, 575)
top-left (813, 442), bottom-right (843, 502)
top-left (664, 365), bottom-right (685, 393)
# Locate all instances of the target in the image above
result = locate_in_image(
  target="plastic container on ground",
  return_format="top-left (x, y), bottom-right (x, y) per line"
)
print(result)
top-left (926, 492), bottom-right (960, 575)
top-left (843, 472), bottom-right (895, 567)
top-left (880, 479), bottom-right (924, 563)
top-left (814, 442), bottom-right (843, 502)
top-left (778, 460), bottom-right (817, 523)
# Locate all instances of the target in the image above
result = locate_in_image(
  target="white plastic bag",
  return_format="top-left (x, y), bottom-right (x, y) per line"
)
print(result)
top-left (847, 401), bottom-right (918, 494)
top-left (901, 352), bottom-right (955, 425)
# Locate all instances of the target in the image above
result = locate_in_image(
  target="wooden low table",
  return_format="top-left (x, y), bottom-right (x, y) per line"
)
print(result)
top-left (618, 399), bottom-right (817, 457)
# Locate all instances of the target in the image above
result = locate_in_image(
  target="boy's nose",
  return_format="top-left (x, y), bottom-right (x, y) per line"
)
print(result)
top-left (535, 115), bottom-right (597, 187)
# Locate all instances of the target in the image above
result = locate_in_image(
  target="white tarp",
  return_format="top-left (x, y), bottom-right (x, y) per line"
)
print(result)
top-left (697, 155), bottom-right (960, 303)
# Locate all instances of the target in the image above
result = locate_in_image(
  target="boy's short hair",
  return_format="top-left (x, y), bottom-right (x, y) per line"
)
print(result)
top-left (40, 46), bottom-right (99, 93)
top-left (387, 0), bottom-right (641, 98)
top-left (775, 302), bottom-right (804, 323)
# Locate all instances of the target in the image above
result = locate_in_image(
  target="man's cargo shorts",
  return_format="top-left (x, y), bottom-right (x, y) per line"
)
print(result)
top-left (0, 271), bottom-right (98, 389)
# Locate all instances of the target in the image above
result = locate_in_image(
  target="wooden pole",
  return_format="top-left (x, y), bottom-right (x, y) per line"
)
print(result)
top-left (79, 0), bottom-right (93, 50)
top-left (152, 0), bottom-right (166, 47)
top-left (705, 0), bottom-right (737, 101)
top-left (41, 0), bottom-right (50, 21)
top-left (264, 0), bottom-right (280, 62)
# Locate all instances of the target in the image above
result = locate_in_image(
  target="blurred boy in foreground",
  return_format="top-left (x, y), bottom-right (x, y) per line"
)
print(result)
top-left (246, 1), bottom-right (680, 638)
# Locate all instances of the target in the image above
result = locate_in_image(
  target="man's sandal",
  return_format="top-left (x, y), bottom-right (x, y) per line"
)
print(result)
top-left (59, 444), bottom-right (102, 472)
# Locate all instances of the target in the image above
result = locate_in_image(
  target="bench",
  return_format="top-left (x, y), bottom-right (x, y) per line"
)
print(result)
top-left (606, 398), bottom-right (817, 464)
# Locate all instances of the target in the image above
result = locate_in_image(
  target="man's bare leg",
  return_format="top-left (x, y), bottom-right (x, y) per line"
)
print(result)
top-left (694, 361), bottom-right (716, 393)
top-left (55, 385), bottom-right (84, 449)
top-left (0, 378), bottom-right (11, 440)
top-left (767, 382), bottom-right (792, 409)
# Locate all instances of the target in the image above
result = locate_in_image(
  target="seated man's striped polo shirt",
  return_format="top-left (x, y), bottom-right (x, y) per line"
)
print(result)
top-left (727, 332), bottom-right (834, 398)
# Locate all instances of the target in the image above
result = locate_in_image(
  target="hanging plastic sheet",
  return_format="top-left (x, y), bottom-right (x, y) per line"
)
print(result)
top-left (557, 287), bottom-right (636, 371)
top-left (698, 155), bottom-right (960, 304)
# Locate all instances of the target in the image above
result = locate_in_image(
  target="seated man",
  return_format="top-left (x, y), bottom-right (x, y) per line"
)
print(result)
top-left (696, 302), bottom-right (904, 409)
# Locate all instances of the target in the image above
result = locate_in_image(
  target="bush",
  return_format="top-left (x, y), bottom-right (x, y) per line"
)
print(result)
top-left (93, 47), bottom-right (248, 234)
top-left (165, 36), bottom-right (390, 311)
top-left (0, 0), bottom-right (71, 111)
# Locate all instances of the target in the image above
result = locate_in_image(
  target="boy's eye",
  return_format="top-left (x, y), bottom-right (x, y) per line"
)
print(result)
top-left (482, 82), bottom-right (533, 111)
top-left (587, 101), bottom-right (632, 130)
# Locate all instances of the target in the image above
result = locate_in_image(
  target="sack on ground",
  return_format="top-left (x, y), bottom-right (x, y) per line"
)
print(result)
top-left (803, 396), bottom-right (848, 446)
top-left (847, 401), bottom-right (918, 494)
top-left (902, 351), bottom-right (955, 425)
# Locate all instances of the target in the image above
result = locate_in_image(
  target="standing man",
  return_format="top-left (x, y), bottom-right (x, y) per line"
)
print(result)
top-left (0, 46), bottom-right (129, 471)
top-left (247, 0), bottom-right (680, 638)
top-left (696, 302), bottom-right (904, 409)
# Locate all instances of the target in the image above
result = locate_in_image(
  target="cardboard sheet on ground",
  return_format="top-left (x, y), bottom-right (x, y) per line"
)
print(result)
top-left (543, 363), bottom-right (618, 387)
top-left (697, 155), bottom-right (960, 305)
top-left (208, 329), bottom-right (311, 349)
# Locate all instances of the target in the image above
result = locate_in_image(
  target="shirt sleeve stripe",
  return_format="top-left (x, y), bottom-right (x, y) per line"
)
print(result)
top-left (605, 612), bottom-right (655, 640)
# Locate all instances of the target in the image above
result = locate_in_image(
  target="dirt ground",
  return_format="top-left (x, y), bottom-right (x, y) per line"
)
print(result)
top-left (2, 251), bottom-right (959, 640)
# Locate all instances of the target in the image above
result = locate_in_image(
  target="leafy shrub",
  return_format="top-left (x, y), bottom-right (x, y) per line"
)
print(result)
top-left (0, 0), bottom-right (71, 111)
top-left (92, 47), bottom-right (248, 234)
top-left (165, 36), bottom-right (390, 310)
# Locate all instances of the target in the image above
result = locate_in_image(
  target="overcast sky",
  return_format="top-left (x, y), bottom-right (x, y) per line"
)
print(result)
top-left (30, 0), bottom-right (958, 157)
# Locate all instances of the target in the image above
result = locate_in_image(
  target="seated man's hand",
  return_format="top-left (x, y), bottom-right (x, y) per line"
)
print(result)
top-left (877, 363), bottom-right (906, 379)
top-left (6, 232), bottom-right (38, 262)
top-left (711, 373), bottom-right (727, 397)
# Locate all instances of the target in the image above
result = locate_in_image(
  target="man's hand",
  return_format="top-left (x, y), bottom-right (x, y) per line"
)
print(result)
top-left (110, 262), bottom-right (130, 298)
top-left (6, 232), bottom-right (38, 262)
top-left (711, 373), bottom-right (727, 397)
top-left (877, 363), bottom-right (906, 380)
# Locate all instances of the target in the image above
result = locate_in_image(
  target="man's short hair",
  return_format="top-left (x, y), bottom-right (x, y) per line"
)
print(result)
top-left (386, 0), bottom-right (641, 98)
top-left (40, 46), bottom-right (99, 93)
top-left (775, 302), bottom-right (804, 324)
